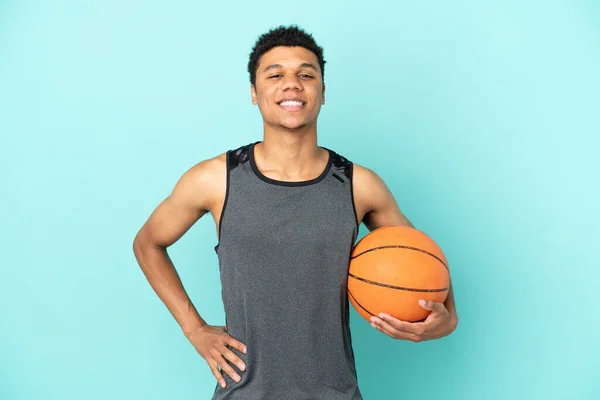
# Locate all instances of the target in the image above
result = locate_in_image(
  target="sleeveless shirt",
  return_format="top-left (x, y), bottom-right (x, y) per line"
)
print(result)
top-left (211, 141), bottom-right (363, 400)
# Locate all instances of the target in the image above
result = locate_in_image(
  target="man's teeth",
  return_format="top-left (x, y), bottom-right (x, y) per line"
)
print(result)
top-left (280, 101), bottom-right (303, 107)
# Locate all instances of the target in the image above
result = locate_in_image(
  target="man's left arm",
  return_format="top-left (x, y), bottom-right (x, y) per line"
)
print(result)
top-left (354, 165), bottom-right (458, 341)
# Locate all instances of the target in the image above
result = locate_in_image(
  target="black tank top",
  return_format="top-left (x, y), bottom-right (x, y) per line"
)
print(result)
top-left (212, 142), bottom-right (363, 399)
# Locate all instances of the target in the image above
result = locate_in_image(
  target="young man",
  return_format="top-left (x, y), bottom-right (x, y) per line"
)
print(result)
top-left (133, 25), bottom-right (458, 399)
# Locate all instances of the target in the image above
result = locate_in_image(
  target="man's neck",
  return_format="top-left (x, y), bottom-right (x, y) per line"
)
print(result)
top-left (256, 125), bottom-right (327, 181)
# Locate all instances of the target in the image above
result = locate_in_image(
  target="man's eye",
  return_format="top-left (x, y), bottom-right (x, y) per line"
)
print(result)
top-left (269, 74), bottom-right (282, 79)
top-left (300, 74), bottom-right (313, 79)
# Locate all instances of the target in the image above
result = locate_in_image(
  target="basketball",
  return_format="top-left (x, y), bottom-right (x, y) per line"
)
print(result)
top-left (347, 225), bottom-right (450, 323)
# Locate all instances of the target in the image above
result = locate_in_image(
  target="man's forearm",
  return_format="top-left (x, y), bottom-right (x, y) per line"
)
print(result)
top-left (133, 235), bottom-right (207, 335)
top-left (444, 280), bottom-right (458, 325)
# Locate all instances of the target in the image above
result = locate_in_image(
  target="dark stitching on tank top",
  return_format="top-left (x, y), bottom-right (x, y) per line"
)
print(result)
top-left (348, 273), bottom-right (449, 292)
top-left (330, 151), bottom-right (352, 179)
top-left (332, 173), bottom-right (344, 183)
top-left (351, 245), bottom-right (449, 271)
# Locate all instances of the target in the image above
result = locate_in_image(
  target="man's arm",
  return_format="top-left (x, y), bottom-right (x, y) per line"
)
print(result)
top-left (133, 154), bottom-right (248, 388)
top-left (353, 164), bottom-right (458, 339)
top-left (132, 155), bottom-right (225, 335)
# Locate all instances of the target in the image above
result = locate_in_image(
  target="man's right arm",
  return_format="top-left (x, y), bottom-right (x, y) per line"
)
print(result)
top-left (132, 155), bottom-right (225, 335)
top-left (133, 154), bottom-right (247, 388)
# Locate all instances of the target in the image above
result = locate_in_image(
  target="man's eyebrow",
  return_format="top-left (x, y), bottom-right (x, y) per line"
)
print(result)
top-left (299, 63), bottom-right (318, 72)
top-left (262, 63), bottom-right (319, 73)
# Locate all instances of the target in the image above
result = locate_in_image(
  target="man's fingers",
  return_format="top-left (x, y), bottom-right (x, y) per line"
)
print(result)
top-left (376, 314), bottom-right (426, 335)
top-left (227, 337), bottom-right (247, 354)
top-left (419, 299), bottom-right (446, 314)
top-left (222, 347), bottom-right (246, 372)
top-left (216, 355), bottom-right (242, 383)
top-left (208, 360), bottom-right (227, 388)
top-left (373, 321), bottom-right (421, 342)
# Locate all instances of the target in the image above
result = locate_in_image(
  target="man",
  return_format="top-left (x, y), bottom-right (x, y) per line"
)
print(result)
top-left (133, 25), bottom-right (458, 399)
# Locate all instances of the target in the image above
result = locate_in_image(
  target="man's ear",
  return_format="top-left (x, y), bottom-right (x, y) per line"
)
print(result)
top-left (251, 84), bottom-right (257, 105)
top-left (322, 83), bottom-right (326, 105)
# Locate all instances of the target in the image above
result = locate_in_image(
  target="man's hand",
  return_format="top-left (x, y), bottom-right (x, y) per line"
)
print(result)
top-left (369, 299), bottom-right (458, 342)
top-left (186, 324), bottom-right (247, 388)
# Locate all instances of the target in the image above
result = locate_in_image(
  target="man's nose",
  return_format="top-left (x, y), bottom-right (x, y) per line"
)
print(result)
top-left (281, 75), bottom-right (302, 91)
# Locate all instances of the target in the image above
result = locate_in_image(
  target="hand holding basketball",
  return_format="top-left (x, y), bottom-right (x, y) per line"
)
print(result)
top-left (369, 299), bottom-right (457, 342)
top-left (347, 225), bottom-right (451, 322)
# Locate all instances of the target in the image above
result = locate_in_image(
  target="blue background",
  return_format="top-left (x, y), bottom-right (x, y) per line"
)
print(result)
top-left (1, 1), bottom-right (599, 399)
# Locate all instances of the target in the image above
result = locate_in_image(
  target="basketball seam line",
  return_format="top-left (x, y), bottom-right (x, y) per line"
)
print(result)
top-left (348, 273), bottom-right (449, 292)
top-left (348, 289), bottom-right (430, 323)
top-left (351, 245), bottom-right (449, 271)
top-left (347, 289), bottom-right (375, 317)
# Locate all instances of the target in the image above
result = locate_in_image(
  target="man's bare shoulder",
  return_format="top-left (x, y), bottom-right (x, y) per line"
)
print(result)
top-left (171, 152), bottom-right (227, 212)
top-left (352, 162), bottom-right (384, 192)
top-left (351, 162), bottom-right (393, 215)
top-left (186, 152), bottom-right (227, 181)
top-left (352, 161), bottom-right (412, 228)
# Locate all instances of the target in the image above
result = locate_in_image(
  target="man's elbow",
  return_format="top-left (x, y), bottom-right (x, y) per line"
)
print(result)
top-left (133, 228), bottom-right (152, 258)
top-left (133, 232), bottom-right (143, 258)
top-left (450, 314), bottom-right (459, 333)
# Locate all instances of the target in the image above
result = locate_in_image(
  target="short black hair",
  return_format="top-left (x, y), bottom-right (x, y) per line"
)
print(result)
top-left (247, 25), bottom-right (326, 86)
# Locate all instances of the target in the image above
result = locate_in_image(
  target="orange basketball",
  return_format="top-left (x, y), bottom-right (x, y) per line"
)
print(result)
top-left (347, 225), bottom-right (450, 323)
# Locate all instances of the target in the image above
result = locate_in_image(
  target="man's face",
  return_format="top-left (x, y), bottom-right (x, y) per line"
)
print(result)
top-left (251, 46), bottom-right (325, 131)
